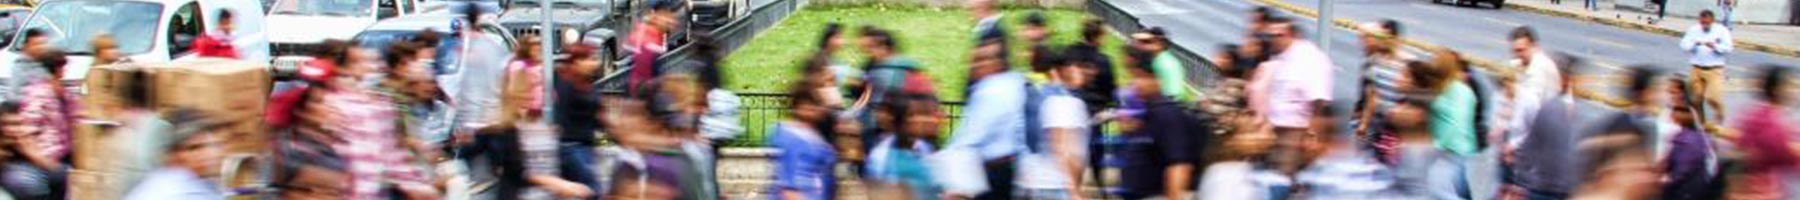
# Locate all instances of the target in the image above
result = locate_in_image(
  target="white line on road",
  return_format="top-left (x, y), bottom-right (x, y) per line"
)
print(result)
top-left (1480, 17), bottom-right (1521, 27)
top-left (1590, 38), bottom-right (1635, 49)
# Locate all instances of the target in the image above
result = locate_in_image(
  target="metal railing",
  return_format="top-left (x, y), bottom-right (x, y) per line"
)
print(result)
top-left (597, 0), bottom-right (800, 92)
top-left (727, 93), bottom-right (966, 147)
top-left (1085, 0), bottom-right (1221, 89)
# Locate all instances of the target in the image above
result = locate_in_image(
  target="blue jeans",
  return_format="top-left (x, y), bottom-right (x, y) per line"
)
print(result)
top-left (1015, 189), bottom-right (1073, 200)
top-left (559, 144), bottom-right (603, 199)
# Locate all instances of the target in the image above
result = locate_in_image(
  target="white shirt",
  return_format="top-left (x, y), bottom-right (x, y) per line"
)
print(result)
top-left (1258, 40), bottom-right (1336, 128)
top-left (1507, 51), bottom-right (1562, 148)
top-left (1680, 23), bottom-right (1734, 67)
top-left (1016, 95), bottom-right (1089, 189)
top-left (122, 168), bottom-right (223, 200)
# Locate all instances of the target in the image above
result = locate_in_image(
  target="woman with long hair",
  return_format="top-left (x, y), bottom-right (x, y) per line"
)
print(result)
top-left (1726, 65), bottom-right (1800, 199)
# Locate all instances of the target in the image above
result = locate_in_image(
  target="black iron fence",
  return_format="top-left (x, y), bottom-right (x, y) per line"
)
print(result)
top-left (726, 92), bottom-right (966, 147)
top-left (1085, 0), bottom-right (1221, 89)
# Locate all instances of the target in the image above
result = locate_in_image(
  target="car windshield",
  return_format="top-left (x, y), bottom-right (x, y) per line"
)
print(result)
top-left (272, 0), bottom-right (374, 17)
top-left (15, 1), bottom-right (162, 55)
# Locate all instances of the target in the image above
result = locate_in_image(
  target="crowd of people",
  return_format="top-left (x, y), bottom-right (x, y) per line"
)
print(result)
top-left (0, 0), bottom-right (1788, 198)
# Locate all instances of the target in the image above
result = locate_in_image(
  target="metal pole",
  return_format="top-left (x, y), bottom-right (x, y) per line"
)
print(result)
top-left (541, 0), bottom-right (557, 121)
top-left (1317, 0), bottom-right (1332, 56)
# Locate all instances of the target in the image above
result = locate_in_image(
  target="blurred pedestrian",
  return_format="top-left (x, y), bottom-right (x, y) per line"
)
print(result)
top-left (627, 0), bottom-right (683, 96)
top-left (603, 76), bottom-right (716, 200)
top-left (1130, 27), bottom-right (1191, 102)
top-left (503, 35), bottom-right (547, 123)
top-left (1069, 19), bottom-right (1118, 114)
top-left (1570, 118), bottom-right (1660, 199)
top-left (14, 49), bottom-right (72, 164)
top-left (320, 47), bottom-right (437, 200)
top-left (1506, 26), bottom-right (1563, 151)
top-left (1016, 53), bottom-right (1091, 200)
top-left (1354, 20), bottom-right (1415, 160)
top-left (1658, 78), bottom-right (1722, 200)
top-left (81, 66), bottom-right (170, 200)
top-left (1248, 17), bottom-right (1334, 136)
top-left (1021, 12), bottom-right (1050, 47)
top-left (1724, 65), bottom-right (1799, 199)
top-left (852, 27), bottom-right (927, 163)
top-left (0, 103), bottom-right (65, 200)
top-left (938, 39), bottom-right (1028, 200)
top-left (1384, 93), bottom-right (1465, 199)
top-left (1416, 50), bottom-right (1479, 157)
top-left (552, 43), bottom-right (608, 198)
top-left (1293, 102), bottom-right (1394, 199)
top-left (91, 34), bottom-right (124, 65)
top-left (969, 0), bottom-right (1004, 45)
top-left (454, 6), bottom-right (517, 133)
top-left (1718, 0), bottom-right (1735, 28)
top-left (193, 9), bottom-right (238, 59)
top-left (275, 144), bottom-right (351, 200)
top-left (817, 23), bottom-right (861, 95)
top-left (866, 94), bottom-right (944, 200)
top-left (1116, 56), bottom-right (1208, 200)
top-left (121, 109), bottom-right (230, 200)
top-left (1506, 57), bottom-right (1588, 200)
top-left (1682, 10), bottom-right (1733, 122)
top-left (771, 76), bottom-right (840, 200)
top-left (5, 28), bottom-right (50, 100)
top-left (409, 29), bottom-right (450, 75)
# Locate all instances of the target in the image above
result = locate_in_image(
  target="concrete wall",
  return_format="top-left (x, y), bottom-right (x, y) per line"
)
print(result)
top-left (1666, 0), bottom-right (1796, 24)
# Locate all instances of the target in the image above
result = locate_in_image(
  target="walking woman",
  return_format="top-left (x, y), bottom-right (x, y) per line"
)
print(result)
top-left (1725, 65), bottom-right (1800, 199)
top-left (771, 75), bottom-right (840, 200)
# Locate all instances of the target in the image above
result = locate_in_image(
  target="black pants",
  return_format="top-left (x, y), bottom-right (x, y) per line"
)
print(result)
top-left (976, 158), bottom-right (1017, 200)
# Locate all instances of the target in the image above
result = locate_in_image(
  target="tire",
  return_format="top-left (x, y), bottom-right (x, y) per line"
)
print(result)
top-left (1492, 0), bottom-right (1506, 9)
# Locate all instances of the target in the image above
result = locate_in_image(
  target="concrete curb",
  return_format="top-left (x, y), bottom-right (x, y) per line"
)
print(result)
top-left (1501, 2), bottom-right (1800, 58)
top-left (1250, 0), bottom-right (1635, 108)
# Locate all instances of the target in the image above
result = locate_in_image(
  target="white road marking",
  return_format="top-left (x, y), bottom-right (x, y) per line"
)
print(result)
top-left (1480, 17), bottom-right (1521, 26)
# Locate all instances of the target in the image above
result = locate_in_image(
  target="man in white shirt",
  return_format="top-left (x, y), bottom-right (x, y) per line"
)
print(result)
top-left (1017, 53), bottom-right (1093, 199)
top-left (122, 111), bottom-right (228, 200)
top-left (1250, 18), bottom-right (1335, 135)
top-left (1681, 10), bottom-right (1733, 121)
top-left (1505, 26), bottom-right (1562, 151)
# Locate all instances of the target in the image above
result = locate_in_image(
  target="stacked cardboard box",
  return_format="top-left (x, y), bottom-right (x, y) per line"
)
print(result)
top-left (73, 58), bottom-right (273, 199)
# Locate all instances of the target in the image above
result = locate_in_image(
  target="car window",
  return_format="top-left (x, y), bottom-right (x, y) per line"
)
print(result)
top-left (15, 1), bottom-right (162, 54)
top-left (479, 24), bottom-right (513, 48)
top-left (169, 2), bottom-right (202, 56)
top-left (272, 0), bottom-right (375, 17)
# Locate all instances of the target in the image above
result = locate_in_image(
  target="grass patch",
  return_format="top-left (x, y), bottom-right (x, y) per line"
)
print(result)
top-left (720, 6), bottom-right (1128, 101)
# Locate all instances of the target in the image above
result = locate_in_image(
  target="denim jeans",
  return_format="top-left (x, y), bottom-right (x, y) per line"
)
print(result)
top-left (1015, 189), bottom-right (1073, 200)
top-left (558, 144), bottom-right (604, 200)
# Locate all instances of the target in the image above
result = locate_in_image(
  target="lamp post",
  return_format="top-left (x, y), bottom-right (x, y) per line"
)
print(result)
top-left (541, 0), bottom-right (557, 121)
top-left (1318, 0), bottom-right (1332, 55)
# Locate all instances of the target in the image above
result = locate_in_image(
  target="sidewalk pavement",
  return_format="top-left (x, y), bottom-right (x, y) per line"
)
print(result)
top-left (1503, 0), bottom-right (1800, 58)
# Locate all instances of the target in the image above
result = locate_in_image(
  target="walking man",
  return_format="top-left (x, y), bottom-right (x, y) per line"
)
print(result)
top-left (1682, 10), bottom-right (1733, 122)
top-left (939, 39), bottom-right (1029, 200)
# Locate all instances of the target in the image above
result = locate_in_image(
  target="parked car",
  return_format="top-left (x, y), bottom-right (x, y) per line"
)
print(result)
top-left (0, 0), bottom-right (271, 86)
top-left (496, 0), bottom-right (638, 69)
top-left (689, 0), bottom-right (747, 31)
top-left (267, 0), bottom-right (422, 68)
top-left (1434, 0), bottom-right (1504, 9)
top-left (353, 13), bottom-right (516, 96)
top-left (0, 5), bottom-right (30, 47)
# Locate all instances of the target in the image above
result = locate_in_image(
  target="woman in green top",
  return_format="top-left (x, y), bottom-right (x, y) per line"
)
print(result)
top-left (1407, 49), bottom-right (1479, 156)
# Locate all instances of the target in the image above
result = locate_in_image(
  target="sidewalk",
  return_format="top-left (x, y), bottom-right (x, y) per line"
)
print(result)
top-left (1503, 0), bottom-right (1800, 58)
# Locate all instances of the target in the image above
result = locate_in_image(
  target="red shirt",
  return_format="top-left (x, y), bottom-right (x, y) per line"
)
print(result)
top-left (193, 32), bottom-right (239, 59)
top-left (626, 22), bottom-right (666, 95)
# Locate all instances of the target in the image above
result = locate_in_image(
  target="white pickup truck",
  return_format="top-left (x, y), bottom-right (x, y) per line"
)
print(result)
top-left (0, 0), bottom-right (271, 89)
top-left (267, 0), bottom-right (420, 68)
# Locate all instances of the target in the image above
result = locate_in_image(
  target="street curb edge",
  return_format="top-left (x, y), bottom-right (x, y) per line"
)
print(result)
top-left (1501, 2), bottom-right (1800, 58)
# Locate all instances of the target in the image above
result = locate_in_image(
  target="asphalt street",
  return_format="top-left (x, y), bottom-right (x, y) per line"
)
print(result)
top-left (1110, 0), bottom-right (1800, 124)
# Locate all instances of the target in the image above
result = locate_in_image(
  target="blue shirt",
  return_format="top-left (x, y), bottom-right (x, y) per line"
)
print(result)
top-left (769, 122), bottom-right (837, 200)
top-left (946, 72), bottom-right (1030, 160)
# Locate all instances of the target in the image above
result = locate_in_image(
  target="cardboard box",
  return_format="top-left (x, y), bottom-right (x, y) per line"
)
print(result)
top-left (75, 59), bottom-right (275, 199)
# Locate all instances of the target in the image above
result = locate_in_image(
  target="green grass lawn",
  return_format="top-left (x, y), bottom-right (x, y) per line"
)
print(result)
top-left (721, 6), bottom-right (1127, 101)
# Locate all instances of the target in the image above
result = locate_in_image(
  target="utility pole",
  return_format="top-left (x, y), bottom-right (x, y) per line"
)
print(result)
top-left (541, 0), bottom-right (557, 121)
top-left (1318, 0), bottom-right (1332, 56)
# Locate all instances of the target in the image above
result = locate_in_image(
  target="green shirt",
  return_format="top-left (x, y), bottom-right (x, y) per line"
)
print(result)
top-left (1430, 82), bottom-right (1479, 156)
top-left (1151, 51), bottom-right (1192, 102)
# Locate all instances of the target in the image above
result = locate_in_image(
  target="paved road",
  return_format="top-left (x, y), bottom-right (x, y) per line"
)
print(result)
top-left (1111, 0), bottom-right (1800, 123)
top-left (1108, 0), bottom-right (1366, 116)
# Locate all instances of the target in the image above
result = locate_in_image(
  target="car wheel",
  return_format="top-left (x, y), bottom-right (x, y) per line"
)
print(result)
top-left (1492, 0), bottom-right (1506, 9)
